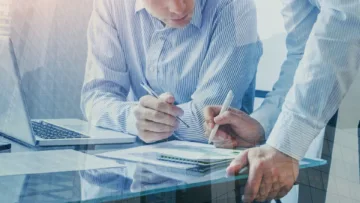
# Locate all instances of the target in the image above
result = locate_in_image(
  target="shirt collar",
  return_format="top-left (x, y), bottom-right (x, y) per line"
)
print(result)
top-left (135, 0), bottom-right (203, 29)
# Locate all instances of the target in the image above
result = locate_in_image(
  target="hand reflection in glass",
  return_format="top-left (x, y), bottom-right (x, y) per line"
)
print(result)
top-left (79, 167), bottom-right (129, 201)
top-left (130, 163), bottom-right (181, 193)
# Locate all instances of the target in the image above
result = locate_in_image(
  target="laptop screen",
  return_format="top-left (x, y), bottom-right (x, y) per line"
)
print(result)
top-left (0, 37), bottom-right (36, 146)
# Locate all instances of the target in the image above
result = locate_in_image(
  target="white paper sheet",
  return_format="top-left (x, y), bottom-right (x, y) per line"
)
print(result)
top-left (0, 150), bottom-right (124, 177)
top-left (99, 141), bottom-right (243, 163)
top-left (98, 146), bottom-right (197, 170)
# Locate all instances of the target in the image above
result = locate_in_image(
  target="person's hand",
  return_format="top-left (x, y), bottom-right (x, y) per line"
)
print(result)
top-left (203, 106), bottom-right (265, 148)
top-left (227, 145), bottom-right (299, 202)
top-left (134, 93), bottom-right (183, 143)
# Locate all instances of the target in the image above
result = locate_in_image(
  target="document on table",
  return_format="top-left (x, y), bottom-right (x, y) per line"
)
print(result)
top-left (0, 150), bottom-right (124, 177)
top-left (98, 141), bottom-right (244, 165)
top-left (97, 141), bottom-right (245, 177)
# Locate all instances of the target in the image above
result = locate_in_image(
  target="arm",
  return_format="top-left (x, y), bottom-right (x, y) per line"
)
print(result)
top-left (175, 0), bottom-right (262, 142)
top-left (251, 0), bottom-right (319, 141)
top-left (226, 0), bottom-right (360, 202)
top-left (265, 0), bottom-right (360, 160)
top-left (204, 1), bottom-right (319, 147)
top-left (81, 0), bottom-right (137, 134)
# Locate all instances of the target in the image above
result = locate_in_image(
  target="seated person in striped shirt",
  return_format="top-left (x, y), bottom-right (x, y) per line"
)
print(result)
top-left (81, 0), bottom-right (263, 144)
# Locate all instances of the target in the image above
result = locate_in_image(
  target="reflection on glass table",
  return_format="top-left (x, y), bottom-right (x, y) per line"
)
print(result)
top-left (0, 154), bottom-right (326, 203)
top-left (79, 159), bottom-right (245, 203)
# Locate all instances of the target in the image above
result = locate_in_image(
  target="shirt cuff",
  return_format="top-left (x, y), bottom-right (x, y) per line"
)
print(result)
top-left (266, 110), bottom-right (322, 161)
top-left (125, 105), bottom-right (139, 136)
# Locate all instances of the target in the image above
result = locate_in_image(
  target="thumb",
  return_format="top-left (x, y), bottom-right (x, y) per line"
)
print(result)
top-left (159, 92), bottom-right (175, 104)
top-left (226, 149), bottom-right (249, 176)
top-left (204, 106), bottom-right (222, 129)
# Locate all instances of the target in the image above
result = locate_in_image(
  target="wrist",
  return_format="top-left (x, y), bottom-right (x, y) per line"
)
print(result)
top-left (264, 144), bottom-right (299, 163)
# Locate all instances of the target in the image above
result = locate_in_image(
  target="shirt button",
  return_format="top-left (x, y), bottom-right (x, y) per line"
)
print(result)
top-left (150, 67), bottom-right (155, 72)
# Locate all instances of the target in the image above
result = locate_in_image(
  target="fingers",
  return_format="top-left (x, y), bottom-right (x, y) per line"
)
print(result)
top-left (267, 181), bottom-right (281, 200)
top-left (136, 119), bottom-right (177, 133)
top-left (242, 159), bottom-right (263, 203)
top-left (212, 133), bottom-right (233, 149)
top-left (204, 125), bottom-right (228, 138)
top-left (134, 105), bottom-right (179, 127)
top-left (233, 135), bottom-right (258, 148)
top-left (204, 106), bottom-right (222, 120)
top-left (237, 145), bottom-right (299, 202)
top-left (213, 141), bottom-right (233, 149)
top-left (135, 94), bottom-right (183, 143)
top-left (254, 171), bottom-right (273, 202)
top-left (275, 185), bottom-right (292, 200)
top-left (159, 92), bottom-right (175, 104)
top-left (273, 167), bottom-right (295, 199)
top-left (213, 110), bottom-right (243, 126)
top-left (204, 106), bottom-right (222, 129)
top-left (264, 168), bottom-right (280, 200)
top-left (226, 149), bottom-right (249, 175)
top-left (140, 95), bottom-right (183, 117)
top-left (134, 104), bottom-right (179, 143)
top-left (137, 130), bottom-right (172, 143)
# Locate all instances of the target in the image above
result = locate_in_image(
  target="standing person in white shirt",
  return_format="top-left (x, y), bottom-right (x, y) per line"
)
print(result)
top-left (204, 0), bottom-right (360, 202)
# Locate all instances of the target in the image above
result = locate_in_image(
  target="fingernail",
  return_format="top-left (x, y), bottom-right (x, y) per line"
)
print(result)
top-left (225, 167), bottom-right (232, 175)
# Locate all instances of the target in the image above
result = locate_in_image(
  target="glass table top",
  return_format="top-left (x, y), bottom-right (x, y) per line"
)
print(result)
top-left (0, 150), bottom-right (326, 203)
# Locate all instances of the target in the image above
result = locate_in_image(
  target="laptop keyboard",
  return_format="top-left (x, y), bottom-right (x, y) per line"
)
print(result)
top-left (31, 121), bottom-right (89, 139)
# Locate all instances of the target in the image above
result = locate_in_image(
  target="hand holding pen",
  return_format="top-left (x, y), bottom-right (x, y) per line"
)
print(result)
top-left (207, 90), bottom-right (234, 144)
top-left (132, 83), bottom-right (189, 143)
top-left (204, 90), bottom-right (264, 149)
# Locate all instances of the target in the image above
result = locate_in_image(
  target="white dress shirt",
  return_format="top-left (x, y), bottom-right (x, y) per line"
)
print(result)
top-left (252, 0), bottom-right (360, 160)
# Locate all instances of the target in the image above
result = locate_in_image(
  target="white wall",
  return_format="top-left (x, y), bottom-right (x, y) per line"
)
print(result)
top-left (0, 0), bottom-right (12, 36)
top-left (254, 0), bottom-right (286, 109)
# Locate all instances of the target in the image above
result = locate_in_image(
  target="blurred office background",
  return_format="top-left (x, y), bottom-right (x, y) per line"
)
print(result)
top-left (1, 0), bottom-right (359, 202)
top-left (0, 0), bottom-right (11, 36)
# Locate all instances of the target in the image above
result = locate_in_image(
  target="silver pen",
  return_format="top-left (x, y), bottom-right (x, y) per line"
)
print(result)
top-left (140, 82), bottom-right (190, 128)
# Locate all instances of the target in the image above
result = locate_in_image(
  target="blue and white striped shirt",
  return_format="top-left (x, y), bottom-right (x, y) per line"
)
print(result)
top-left (252, 0), bottom-right (360, 160)
top-left (81, 0), bottom-right (262, 143)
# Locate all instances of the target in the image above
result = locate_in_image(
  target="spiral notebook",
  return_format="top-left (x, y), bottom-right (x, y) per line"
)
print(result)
top-left (154, 141), bottom-right (243, 166)
top-left (99, 141), bottom-right (244, 166)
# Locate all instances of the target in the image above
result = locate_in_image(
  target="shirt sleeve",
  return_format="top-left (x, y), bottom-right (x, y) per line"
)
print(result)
top-left (81, 0), bottom-right (138, 135)
top-left (260, 0), bottom-right (360, 160)
top-left (251, 0), bottom-right (319, 139)
top-left (175, 0), bottom-right (263, 143)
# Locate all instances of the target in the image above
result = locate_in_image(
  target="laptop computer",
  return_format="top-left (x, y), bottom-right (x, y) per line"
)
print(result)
top-left (0, 37), bottom-right (136, 146)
